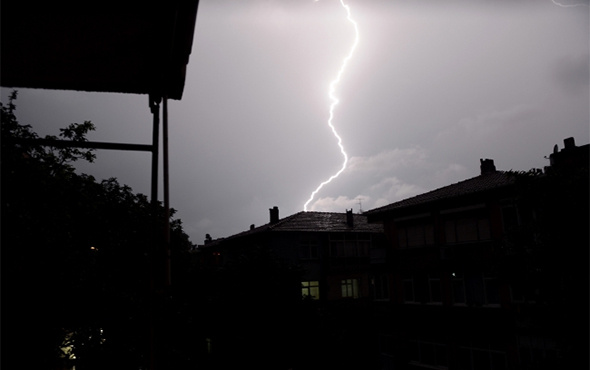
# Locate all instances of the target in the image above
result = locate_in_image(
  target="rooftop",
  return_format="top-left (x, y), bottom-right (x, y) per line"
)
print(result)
top-left (204, 210), bottom-right (384, 247)
top-left (364, 170), bottom-right (515, 218)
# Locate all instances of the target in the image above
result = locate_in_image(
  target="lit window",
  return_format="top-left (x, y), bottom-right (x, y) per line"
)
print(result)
top-left (302, 281), bottom-right (320, 300)
top-left (341, 278), bottom-right (359, 298)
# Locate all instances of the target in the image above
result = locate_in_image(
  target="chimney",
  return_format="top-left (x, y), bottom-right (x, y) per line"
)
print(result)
top-left (480, 158), bottom-right (496, 175)
top-left (269, 206), bottom-right (279, 224)
top-left (250, 224), bottom-right (255, 230)
top-left (563, 137), bottom-right (576, 150)
top-left (346, 208), bottom-right (354, 228)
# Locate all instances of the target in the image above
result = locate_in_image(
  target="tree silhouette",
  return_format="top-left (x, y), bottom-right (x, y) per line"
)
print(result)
top-left (1, 92), bottom-right (195, 369)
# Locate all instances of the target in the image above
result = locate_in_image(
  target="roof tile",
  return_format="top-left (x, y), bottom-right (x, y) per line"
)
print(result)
top-left (365, 171), bottom-right (514, 215)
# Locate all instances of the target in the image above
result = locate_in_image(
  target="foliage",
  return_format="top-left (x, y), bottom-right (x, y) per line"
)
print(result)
top-left (1, 92), bottom-right (195, 369)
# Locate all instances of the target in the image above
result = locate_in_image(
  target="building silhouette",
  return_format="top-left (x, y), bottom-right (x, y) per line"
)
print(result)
top-left (364, 137), bottom-right (589, 370)
top-left (199, 207), bottom-right (387, 303)
top-left (196, 208), bottom-right (388, 369)
top-left (197, 137), bottom-right (588, 370)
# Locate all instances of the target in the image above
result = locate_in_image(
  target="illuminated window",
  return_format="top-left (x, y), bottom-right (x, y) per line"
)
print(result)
top-left (302, 281), bottom-right (320, 300)
top-left (341, 278), bottom-right (359, 298)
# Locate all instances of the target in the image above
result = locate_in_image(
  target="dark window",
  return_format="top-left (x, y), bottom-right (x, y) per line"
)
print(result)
top-left (445, 214), bottom-right (491, 244)
top-left (403, 276), bottom-right (415, 303)
top-left (300, 240), bottom-right (319, 260)
top-left (410, 340), bottom-right (448, 368)
top-left (398, 221), bottom-right (434, 248)
top-left (428, 274), bottom-right (442, 303)
top-left (372, 274), bottom-right (390, 301)
top-left (502, 205), bottom-right (519, 233)
top-left (484, 274), bottom-right (500, 305)
top-left (452, 272), bottom-right (466, 305)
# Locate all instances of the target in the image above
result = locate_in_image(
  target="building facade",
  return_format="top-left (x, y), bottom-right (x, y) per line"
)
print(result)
top-left (198, 207), bottom-right (388, 304)
top-left (196, 137), bottom-right (588, 370)
top-left (365, 138), bottom-right (589, 370)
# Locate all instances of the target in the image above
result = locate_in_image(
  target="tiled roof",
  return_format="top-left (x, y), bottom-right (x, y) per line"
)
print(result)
top-left (217, 211), bottom-right (383, 243)
top-left (270, 211), bottom-right (383, 233)
top-left (365, 171), bottom-right (515, 216)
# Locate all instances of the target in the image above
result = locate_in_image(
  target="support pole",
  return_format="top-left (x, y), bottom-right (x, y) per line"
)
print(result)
top-left (149, 95), bottom-right (161, 207)
top-left (148, 94), bottom-right (161, 370)
top-left (162, 96), bottom-right (171, 287)
top-left (9, 138), bottom-right (153, 152)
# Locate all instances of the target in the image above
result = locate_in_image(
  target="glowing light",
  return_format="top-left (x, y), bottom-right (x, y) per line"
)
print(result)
top-left (551, 0), bottom-right (589, 7)
top-left (304, 0), bottom-right (359, 211)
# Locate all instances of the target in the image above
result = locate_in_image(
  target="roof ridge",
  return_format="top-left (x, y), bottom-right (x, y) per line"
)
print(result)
top-left (268, 211), bottom-right (305, 229)
top-left (366, 171), bottom-right (511, 214)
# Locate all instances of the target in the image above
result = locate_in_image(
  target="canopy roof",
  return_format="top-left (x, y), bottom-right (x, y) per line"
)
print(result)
top-left (1, 1), bottom-right (199, 100)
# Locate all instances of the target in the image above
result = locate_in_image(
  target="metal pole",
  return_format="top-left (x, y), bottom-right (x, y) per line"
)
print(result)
top-left (148, 94), bottom-right (161, 370)
top-left (162, 96), bottom-right (171, 287)
top-left (149, 95), bottom-right (161, 207)
top-left (10, 138), bottom-right (153, 152)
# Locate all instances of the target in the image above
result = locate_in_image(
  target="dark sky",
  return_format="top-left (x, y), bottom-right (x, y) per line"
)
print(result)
top-left (2, 0), bottom-right (588, 244)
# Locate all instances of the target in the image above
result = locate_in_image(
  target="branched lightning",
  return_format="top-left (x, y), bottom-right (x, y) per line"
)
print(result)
top-left (303, 0), bottom-right (359, 212)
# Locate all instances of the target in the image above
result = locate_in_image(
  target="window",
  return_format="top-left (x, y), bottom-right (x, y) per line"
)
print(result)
top-left (341, 278), bottom-right (360, 298)
top-left (458, 345), bottom-right (507, 370)
top-left (445, 215), bottom-right (491, 244)
top-left (302, 281), bottom-right (320, 300)
top-left (398, 222), bottom-right (434, 248)
top-left (428, 274), bottom-right (442, 304)
top-left (457, 218), bottom-right (478, 242)
top-left (408, 339), bottom-right (448, 369)
top-left (329, 233), bottom-right (370, 257)
top-left (478, 219), bottom-right (491, 240)
top-left (300, 240), bottom-right (319, 260)
top-left (371, 274), bottom-right (390, 301)
top-left (452, 272), bottom-right (466, 305)
top-left (483, 273), bottom-right (500, 306)
top-left (510, 279), bottom-right (527, 303)
top-left (463, 273), bottom-right (500, 307)
top-left (501, 205), bottom-right (519, 233)
top-left (403, 275), bottom-right (415, 303)
top-left (518, 335), bottom-right (558, 369)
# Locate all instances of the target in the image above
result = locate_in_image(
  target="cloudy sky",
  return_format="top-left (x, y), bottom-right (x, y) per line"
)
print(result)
top-left (2, 0), bottom-right (588, 244)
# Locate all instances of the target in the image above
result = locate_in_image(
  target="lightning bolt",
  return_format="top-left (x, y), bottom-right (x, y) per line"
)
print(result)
top-left (551, 0), bottom-right (589, 7)
top-left (303, 0), bottom-right (359, 212)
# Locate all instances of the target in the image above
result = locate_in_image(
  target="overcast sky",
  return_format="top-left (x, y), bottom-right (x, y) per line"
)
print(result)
top-left (2, 0), bottom-right (588, 244)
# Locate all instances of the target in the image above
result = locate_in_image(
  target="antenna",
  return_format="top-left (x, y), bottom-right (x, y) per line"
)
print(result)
top-left (357, 198), bottom-right (363, 214)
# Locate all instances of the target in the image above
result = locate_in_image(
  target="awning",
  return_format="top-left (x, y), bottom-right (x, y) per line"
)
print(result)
top-left (1, 1), bottom-right (199, 100)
